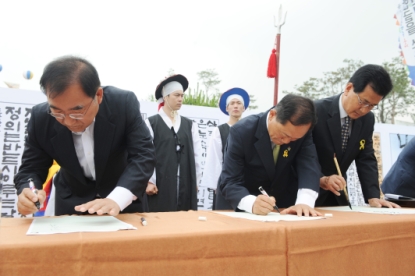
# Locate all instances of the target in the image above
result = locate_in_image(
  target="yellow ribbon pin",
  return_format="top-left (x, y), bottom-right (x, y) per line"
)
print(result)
top-left (283, 149), bottom-right (289, 157)
top-left (359, 139), bottom-right (365, 150)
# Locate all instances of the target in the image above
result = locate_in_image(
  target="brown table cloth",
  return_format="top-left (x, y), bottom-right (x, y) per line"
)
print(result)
top-left (0, 211), bottom-right (286, 276)
top-left (284, 208), bottom-right (415, 275)
top-left (2, 209), bottom-right (415, 275)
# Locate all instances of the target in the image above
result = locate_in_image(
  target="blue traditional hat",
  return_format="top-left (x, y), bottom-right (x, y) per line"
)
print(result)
top-left (219, 88), bottom-right (250, 115)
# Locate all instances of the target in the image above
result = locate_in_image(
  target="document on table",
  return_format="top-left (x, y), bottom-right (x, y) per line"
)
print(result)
top-left (27, 216), bottom-right (137, 235)
top-left (384, 193), bottom-right (415, 200)
top-left (215, 212), bottom-right (326, 222)
top-left (317, 206), bottom-right (415, 215)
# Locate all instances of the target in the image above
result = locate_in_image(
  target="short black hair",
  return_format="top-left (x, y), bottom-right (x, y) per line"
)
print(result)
top-left (274, 94), bottom-right (317, 129)
top-left (39, 55), bottom-right (101, 99)
top-left (349, 64), bottom-right (393, 97)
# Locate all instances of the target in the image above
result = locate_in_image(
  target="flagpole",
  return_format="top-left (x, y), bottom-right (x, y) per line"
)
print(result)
top-left (274, 33), bottom-right (281, 106)
top-left (271, 5), bottom-right (287, 106)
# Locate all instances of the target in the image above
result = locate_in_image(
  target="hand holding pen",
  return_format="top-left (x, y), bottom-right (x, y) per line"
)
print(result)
top-left (28, 178), bottom-right (41, 210)
top-left (252, 186), bottom-right (280, 215)
top-left (16, 178), bottom-right (46, 215)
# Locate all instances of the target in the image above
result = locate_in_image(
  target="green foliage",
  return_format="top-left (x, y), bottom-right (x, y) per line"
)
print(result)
top-left (147, 94), bottom-right (156, 102)
top-left (284, 57), bottom-right (415, 124)
top-left (376, 57), bottom-right (415, 124)
top-left (284, 59), bottom-right (364, 100)
top-left (248, 94), bottom-right (258, 110)
top-left (183, 82), bottom-right (219, 107)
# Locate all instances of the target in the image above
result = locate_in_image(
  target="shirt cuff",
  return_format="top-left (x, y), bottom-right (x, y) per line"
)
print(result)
top-left (237, 195), bottom-right (257, 213)
top-left (295, 188), bottom-right (319, 208)
top-left (107, 187), bottom-right (137, 211)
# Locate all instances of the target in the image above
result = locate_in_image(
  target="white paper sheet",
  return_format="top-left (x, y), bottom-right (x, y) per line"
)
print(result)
top-left (26, 216), bottom-right (137, 235)
top-left (384, 193), bottom-right (415, 200)
top-left (214, 212), bottom-right (326, 222)
top-left (317, 206), bottom-right (415, 215)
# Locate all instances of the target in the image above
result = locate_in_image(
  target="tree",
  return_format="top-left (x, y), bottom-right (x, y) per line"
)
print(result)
top-left (284, 57), bottom-right (415, 124)
top-left (197, 69), bottom-right (221, 94)
top-left (248, 94), bottom-right (258, 110)
top-left (284, 59), bottom-right (364, 100)
top-left (375, 57), bottom-right (415, 124)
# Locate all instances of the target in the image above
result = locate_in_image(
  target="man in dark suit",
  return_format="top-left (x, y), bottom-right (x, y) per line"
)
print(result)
top-left (313, 64), bottom-right (399, 208)
top-left (219, 94), bottom-right (322, 216)
top-left (14, 56), bottom-right (155, 216)
top-left (382, 137), bottom-right (415, 198)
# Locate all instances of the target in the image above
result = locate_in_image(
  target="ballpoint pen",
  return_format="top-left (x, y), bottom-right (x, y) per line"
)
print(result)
top-left (333, 154), bottom-right (352, 210)
top-left (258, 186), bottom-right (280, 213)
top-left (28, 178), bottom-right (40, 210)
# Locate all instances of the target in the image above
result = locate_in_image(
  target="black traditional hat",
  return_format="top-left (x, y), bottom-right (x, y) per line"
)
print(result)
top-left (155, 74), bottom-right (188, 100)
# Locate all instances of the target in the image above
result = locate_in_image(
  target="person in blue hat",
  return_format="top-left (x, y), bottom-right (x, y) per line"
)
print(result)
top-left (144, 74), bottom-right (202, 212)
top-left (201, 88), bottom-right (250, 210)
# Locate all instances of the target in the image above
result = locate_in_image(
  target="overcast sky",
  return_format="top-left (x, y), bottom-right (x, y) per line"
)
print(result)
top-left (0, 0), bottom-right (400, 111)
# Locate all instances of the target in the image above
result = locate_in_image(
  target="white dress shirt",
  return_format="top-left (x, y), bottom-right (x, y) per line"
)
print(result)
top-left (72, 120), bottom-right (136, 211)
top-left (145, 108), bottom-right (203, 186)
top-left (237, 111), bottom-right (318, 213)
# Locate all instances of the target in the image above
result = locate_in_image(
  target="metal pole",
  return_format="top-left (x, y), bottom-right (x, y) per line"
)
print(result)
top-left (273, 5), bottom-right (286, 105)
top-left (274, 34), bottom-right (281, 106)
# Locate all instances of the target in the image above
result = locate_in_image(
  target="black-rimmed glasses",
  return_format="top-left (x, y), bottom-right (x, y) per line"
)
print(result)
top-left (48, 97), bottom-right (95, 120)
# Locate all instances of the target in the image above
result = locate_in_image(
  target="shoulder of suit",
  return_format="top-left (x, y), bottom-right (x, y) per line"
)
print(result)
top-left (32, 102), bottom-right (51, 119)
top-left (314, 94), bottom-right (337, 106)
top-left (232, 112), bottom-right (262, 131)
top-left (180, 116), bottom-right (194, 126)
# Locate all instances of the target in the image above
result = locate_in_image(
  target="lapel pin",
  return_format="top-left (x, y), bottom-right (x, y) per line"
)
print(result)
top-left (283, 149), bottom-right (289, 157)
top-left (359, 139), bottom-right (365, 150)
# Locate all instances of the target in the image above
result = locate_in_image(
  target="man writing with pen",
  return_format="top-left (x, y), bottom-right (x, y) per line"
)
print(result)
top-left (312, 64), bottom-right (399, 208)
top-left (14, 56), bottom-right (155, 216)
top-left (219, 94), bottom-right (322, 216)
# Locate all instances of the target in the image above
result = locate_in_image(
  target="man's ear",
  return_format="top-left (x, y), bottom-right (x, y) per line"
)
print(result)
top-left (344, 83), bottom-right (354, 96)
top-left (96, 87), bottom-right (104, 104)
top-left (268, 109), bottom-right (277, 122)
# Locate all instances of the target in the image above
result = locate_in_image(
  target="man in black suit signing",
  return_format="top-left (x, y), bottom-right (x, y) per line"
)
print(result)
top-left (14, 56), bottom-right (155, 216)
top-left (313, 64), bottom-right (399, 208)
top-left (219, 94), bottom-right (322, 216)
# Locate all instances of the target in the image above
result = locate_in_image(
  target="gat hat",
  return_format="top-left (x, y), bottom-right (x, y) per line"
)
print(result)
top-left (155, 74), bottom-right (189, 101)
top-left (219, 87), bottom-right (250, 115)
top-left (154, 75), bottom-right (189, 110)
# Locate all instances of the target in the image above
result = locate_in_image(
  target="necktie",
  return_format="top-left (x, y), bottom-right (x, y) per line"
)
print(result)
top-left (273, 144), bottom-right (280, 164)
top-left (341, 116), bottom-right (350, 152)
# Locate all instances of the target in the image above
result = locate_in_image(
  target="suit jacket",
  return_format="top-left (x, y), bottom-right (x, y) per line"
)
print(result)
top-left (313, 94), bottom-right (380, 206)
top-left (382, 137), bottom-right (415, 198)
top-left (14, 86), bottom-right (156, 215)
top-left (219, 110), bottom-right (320, 210)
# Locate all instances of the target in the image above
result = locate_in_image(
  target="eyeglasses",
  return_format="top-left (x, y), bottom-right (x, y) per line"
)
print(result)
top-left (356, 93), bottom-right (378, 110)
top-left (48, 97), bottom-right (95, 120)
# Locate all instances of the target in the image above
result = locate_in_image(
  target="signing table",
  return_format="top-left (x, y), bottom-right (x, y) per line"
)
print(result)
top-left (1, 209), bottom-right (415, 275)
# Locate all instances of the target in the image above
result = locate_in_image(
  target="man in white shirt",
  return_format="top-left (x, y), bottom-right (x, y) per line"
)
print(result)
top-left (14, 56), bottom-right (155, 216)
top-left (201, 88), bottom-right (249, 210)
top-left (145, 75), bottom-right (202, 212)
